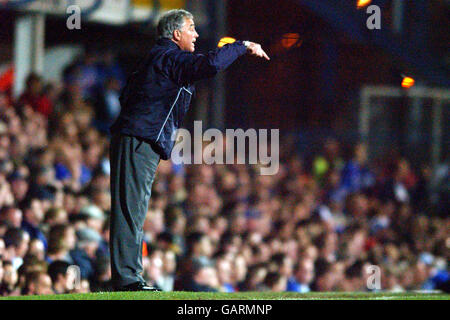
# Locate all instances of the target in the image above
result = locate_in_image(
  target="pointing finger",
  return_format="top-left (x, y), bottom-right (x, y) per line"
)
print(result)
top-left (261, 49), bottom-right (270, 60)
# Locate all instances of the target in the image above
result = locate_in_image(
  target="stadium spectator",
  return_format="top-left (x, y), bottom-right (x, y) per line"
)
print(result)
top-left (48, 260), bottom-right (79, 294)
top-left (8, 171), bottom-right (29, 203)
top-left (158, 250), bottom-right (177, 291)
top-left (0, 206), bottom-right (22, 228)
top-left (184, 257), bottom-right (219, 292)
top-left (340, 143), bottom-right (375, 195)
top-left (232, 254), bottom-right (248, 289)
top-left (23, 271), bottom-right (53, 295)
top-left (287, 258), bottom-right (315, 293)
top-left (70, 228), bottom-right (102, 280)
top-left (28, 239), bottom-right (46, 261)
top-left (44, 207), bottom-right (68, 227)
top-left (240, 263), bottom-right (267, 291)
top-left (3, 228), bottom-right (30, 270)
top-left (18, 73), bottom-right (53, 118)
top-left (46, 224), bottom-right (76, 264)
top-left (313, 137), bottom-right (344, 185)
top-left (263, 272), bottom-right (288, 292)
top-left (0, 261), bottom-right (19, 296)
top-left (91, 256), bottom-right (113, 292)
top-left (215, 254), bottom-right (235, 292)
top-left (78, 205), bottom-right (105, 234)
top-left (20, 198), bottom-right (47, 249)
top-left (142, 247), bottom-right (164, 291)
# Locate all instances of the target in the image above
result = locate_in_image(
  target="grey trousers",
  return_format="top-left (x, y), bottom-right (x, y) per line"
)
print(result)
top-left (109, 133), bottom-right (160, 287)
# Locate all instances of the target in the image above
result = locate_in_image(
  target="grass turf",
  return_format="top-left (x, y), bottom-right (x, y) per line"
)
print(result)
top-left (1, 291), bottom-right (449, 300)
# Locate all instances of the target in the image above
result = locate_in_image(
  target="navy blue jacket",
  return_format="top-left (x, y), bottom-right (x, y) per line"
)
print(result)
top-left (111, 38), bottom-right (247, 160)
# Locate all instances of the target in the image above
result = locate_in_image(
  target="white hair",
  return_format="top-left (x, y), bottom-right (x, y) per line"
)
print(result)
top-left (157, 9), bottom-right (194, 39)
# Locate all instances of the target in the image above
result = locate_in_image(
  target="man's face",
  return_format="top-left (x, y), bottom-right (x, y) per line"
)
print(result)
top-left (296, 260), bottom-right (315, 284)
top-left (29, 239), bottom-right (45, 260)
top-left (199, 236), bottom-right (213, 257)
top-left (281, 257), bottom-right (294, 277)
top-left (6, 208), bottom-right (22, 228)
top-left (17, 232), bottom-right (30, 257)
top-left (64, 227), bottom-right (77, 250)
top-left (29, 199), bottom-right (44, 223)
top-left (217, 259), bottom-right (232, 284)
top-left (33, 274), bottom-right (53, 295)
top-left (163, 250), bottom-right (176, 274)
top-left (175, 18), bottom-right (198, 52)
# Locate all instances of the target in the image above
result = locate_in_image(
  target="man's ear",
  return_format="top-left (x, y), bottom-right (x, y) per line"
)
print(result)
top-left (173, 29), bottom-right (181, 41)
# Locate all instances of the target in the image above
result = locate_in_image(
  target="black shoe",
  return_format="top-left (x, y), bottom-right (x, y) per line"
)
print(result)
top-left (116, 282), bottom-right (161, 292)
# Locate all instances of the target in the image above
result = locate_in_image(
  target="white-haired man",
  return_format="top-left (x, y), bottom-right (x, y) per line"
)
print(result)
top-left (109, 9), bottom-right (269, 291)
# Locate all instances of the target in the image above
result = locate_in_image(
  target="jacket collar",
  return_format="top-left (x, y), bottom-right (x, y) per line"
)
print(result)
top-left (157, 37), bottom-right (181, 50)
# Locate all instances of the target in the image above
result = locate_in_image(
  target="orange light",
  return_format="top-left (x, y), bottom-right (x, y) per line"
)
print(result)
top-left (281, 33), bottom-right (302, 49)
top-left (218, 37), bottom-right (236, 48)
top-left (401, 77), bottom-right (415, 88)
top-left (357, 0), bottom-right (372, 9)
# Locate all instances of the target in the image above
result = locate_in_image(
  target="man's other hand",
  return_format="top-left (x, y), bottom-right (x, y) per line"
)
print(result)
top-left (244, 41), bottom-right (270, 60)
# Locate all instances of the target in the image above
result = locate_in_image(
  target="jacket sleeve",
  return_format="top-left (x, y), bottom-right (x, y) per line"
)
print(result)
top-left (167, 41), bottom-right (247, 86)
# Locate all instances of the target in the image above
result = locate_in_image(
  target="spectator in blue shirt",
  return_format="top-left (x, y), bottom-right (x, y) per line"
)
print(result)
top-left (340, 143), bottom-right (375, 194)
top-left (70, 228), bottom-right (102, 280)
top-left (20, 198), bottom-right (47, 249)
top-left (287, 258), bottom-right (315, 293)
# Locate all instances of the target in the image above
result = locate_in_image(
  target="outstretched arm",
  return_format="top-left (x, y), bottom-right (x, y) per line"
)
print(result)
top-left (168, 40), bottom-right (270, 86)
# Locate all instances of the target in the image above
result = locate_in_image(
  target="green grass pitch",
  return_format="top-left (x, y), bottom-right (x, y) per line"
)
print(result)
top-left (1, 291), bottom-right (449, 300)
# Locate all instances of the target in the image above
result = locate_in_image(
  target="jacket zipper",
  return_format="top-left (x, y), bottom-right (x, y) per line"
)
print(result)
top-left (156, 87), bottom-right (192, 142)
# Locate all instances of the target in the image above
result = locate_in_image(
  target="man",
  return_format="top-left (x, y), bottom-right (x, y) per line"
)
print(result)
top-left (157, 249), bottom-right (177, 291)
top-left (3, 227), bottom-right (30, 270)
top-left (28, 238), bottom-right (46, 261)
top-left (0, 261), bottom-right (19, 296)
top-left (47, 260), bottom-right (72, 294)
top-left (216, 255), bottom-right (235, 292)
top-left (46, 224), bottom-right (76, 264)
top-left (20, 197), bottom-right (47, 249)
top-left (184, 257), bottom-right (219, 292)
top-left (78, 204), bottom-right (105, 233)
top-left (287, 258), bottom-right (315, 293)
top-left (109, 9), bottom-right (269, 291)
top-left (23, 271), bottom-right (53, 296)
top-left (0, 206), bottom-right (22, 228)
top-left (264, 272), bottom-right (288, 292)
top-left (70, 227), bottom-right (102, 280)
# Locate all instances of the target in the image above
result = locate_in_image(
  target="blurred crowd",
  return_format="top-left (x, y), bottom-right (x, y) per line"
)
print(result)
top-left (0, 51), bottom-right (449, 296)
